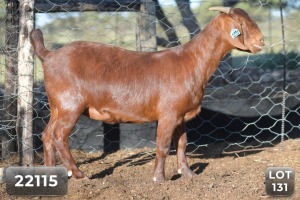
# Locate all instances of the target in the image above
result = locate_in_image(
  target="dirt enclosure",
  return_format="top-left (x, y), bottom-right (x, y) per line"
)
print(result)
top-left (1, 139), bottom-right (299, 200)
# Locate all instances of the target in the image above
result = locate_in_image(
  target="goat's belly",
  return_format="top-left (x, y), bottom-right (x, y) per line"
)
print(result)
top-left (86, 107), bottom-right (153, 124)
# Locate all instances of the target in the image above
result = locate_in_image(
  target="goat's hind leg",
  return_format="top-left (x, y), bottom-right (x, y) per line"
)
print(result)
top-left (173, 123), bottom-right (193, 178)
top-left (42, 116), bottom-right (58, 166)
top-left (51, 110), bottom-right (87, 179)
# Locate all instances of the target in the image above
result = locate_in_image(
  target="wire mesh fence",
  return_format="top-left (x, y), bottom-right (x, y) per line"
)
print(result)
top-left (0, 0), bottom-right (300, 168)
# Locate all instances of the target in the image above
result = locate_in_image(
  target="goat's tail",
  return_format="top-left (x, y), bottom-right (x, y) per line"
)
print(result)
top-left (30, 29), bottom-right (50, 61)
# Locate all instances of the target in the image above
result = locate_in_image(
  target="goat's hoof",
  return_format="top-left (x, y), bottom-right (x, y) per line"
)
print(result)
top-left (70, 169), bottom-right (87, 180)
top-left (179, 168), bottom-right (194, 179)
top-left (69, 175), bottom-right (89, 182)
top-left (153, 175), bottom-right (165, 183)
top-left (77, 175), bottom-right (89, 180)
top-left (70, 174), bottom-right (89, 180)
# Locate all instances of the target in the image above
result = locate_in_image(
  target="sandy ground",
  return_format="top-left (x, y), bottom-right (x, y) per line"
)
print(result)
top-left (0, 139), bottom-right (299, 200)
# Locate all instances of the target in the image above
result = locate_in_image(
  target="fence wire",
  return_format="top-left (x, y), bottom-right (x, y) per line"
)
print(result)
top-left (0, 0), bottom-right (300, 167)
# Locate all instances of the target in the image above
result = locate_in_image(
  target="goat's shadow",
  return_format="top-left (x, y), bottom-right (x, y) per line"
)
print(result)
top-left (83, 150), bottom-right (212, 180)
top-left (87, 151), bottom-right (156, 179)
top-left (83, 145), bottom-right (265, 180)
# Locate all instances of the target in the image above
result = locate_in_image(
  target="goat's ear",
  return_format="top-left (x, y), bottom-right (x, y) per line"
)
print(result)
top-left (222, 15), bottom-right (248, 51)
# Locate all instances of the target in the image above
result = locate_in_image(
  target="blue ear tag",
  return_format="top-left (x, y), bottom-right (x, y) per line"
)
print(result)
top-left (230, 28), bottom-right (241, 38)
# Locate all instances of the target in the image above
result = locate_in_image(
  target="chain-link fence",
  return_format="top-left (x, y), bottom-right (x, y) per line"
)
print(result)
top-left (0, 0), bottom-right (299, 167)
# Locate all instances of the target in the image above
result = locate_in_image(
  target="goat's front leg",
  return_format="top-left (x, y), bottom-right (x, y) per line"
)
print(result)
top-left (173, 123), bottom-right (193, 178)
top-left (153, 117), bottom-right (179, 182)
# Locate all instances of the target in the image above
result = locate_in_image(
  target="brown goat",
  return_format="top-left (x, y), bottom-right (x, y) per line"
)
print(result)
top-left (30, 7), bottom-right (264, 182)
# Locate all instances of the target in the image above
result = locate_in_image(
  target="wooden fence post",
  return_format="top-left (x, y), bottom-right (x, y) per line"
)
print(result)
top-left (136, 0), bottom-right (156, 52)
top-left (118, 0), bottom-right (157, 149)
top-left (2, 0), bottom-right (19, 159)
top-left (17, 0), bottom-right (35, 165)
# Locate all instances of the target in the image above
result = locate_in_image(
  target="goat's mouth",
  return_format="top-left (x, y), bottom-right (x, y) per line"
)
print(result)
top-left (249, 43), bottom-right (264, 53)
top-left (253, 44), bottom-right (263, 50)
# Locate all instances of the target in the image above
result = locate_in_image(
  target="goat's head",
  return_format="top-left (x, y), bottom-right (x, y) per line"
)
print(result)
top-left (209, 7), bottom-right (264, 53)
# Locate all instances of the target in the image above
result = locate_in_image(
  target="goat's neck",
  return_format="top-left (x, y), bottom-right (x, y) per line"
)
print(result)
top-left (186, 20), bottom-right (233, 86)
